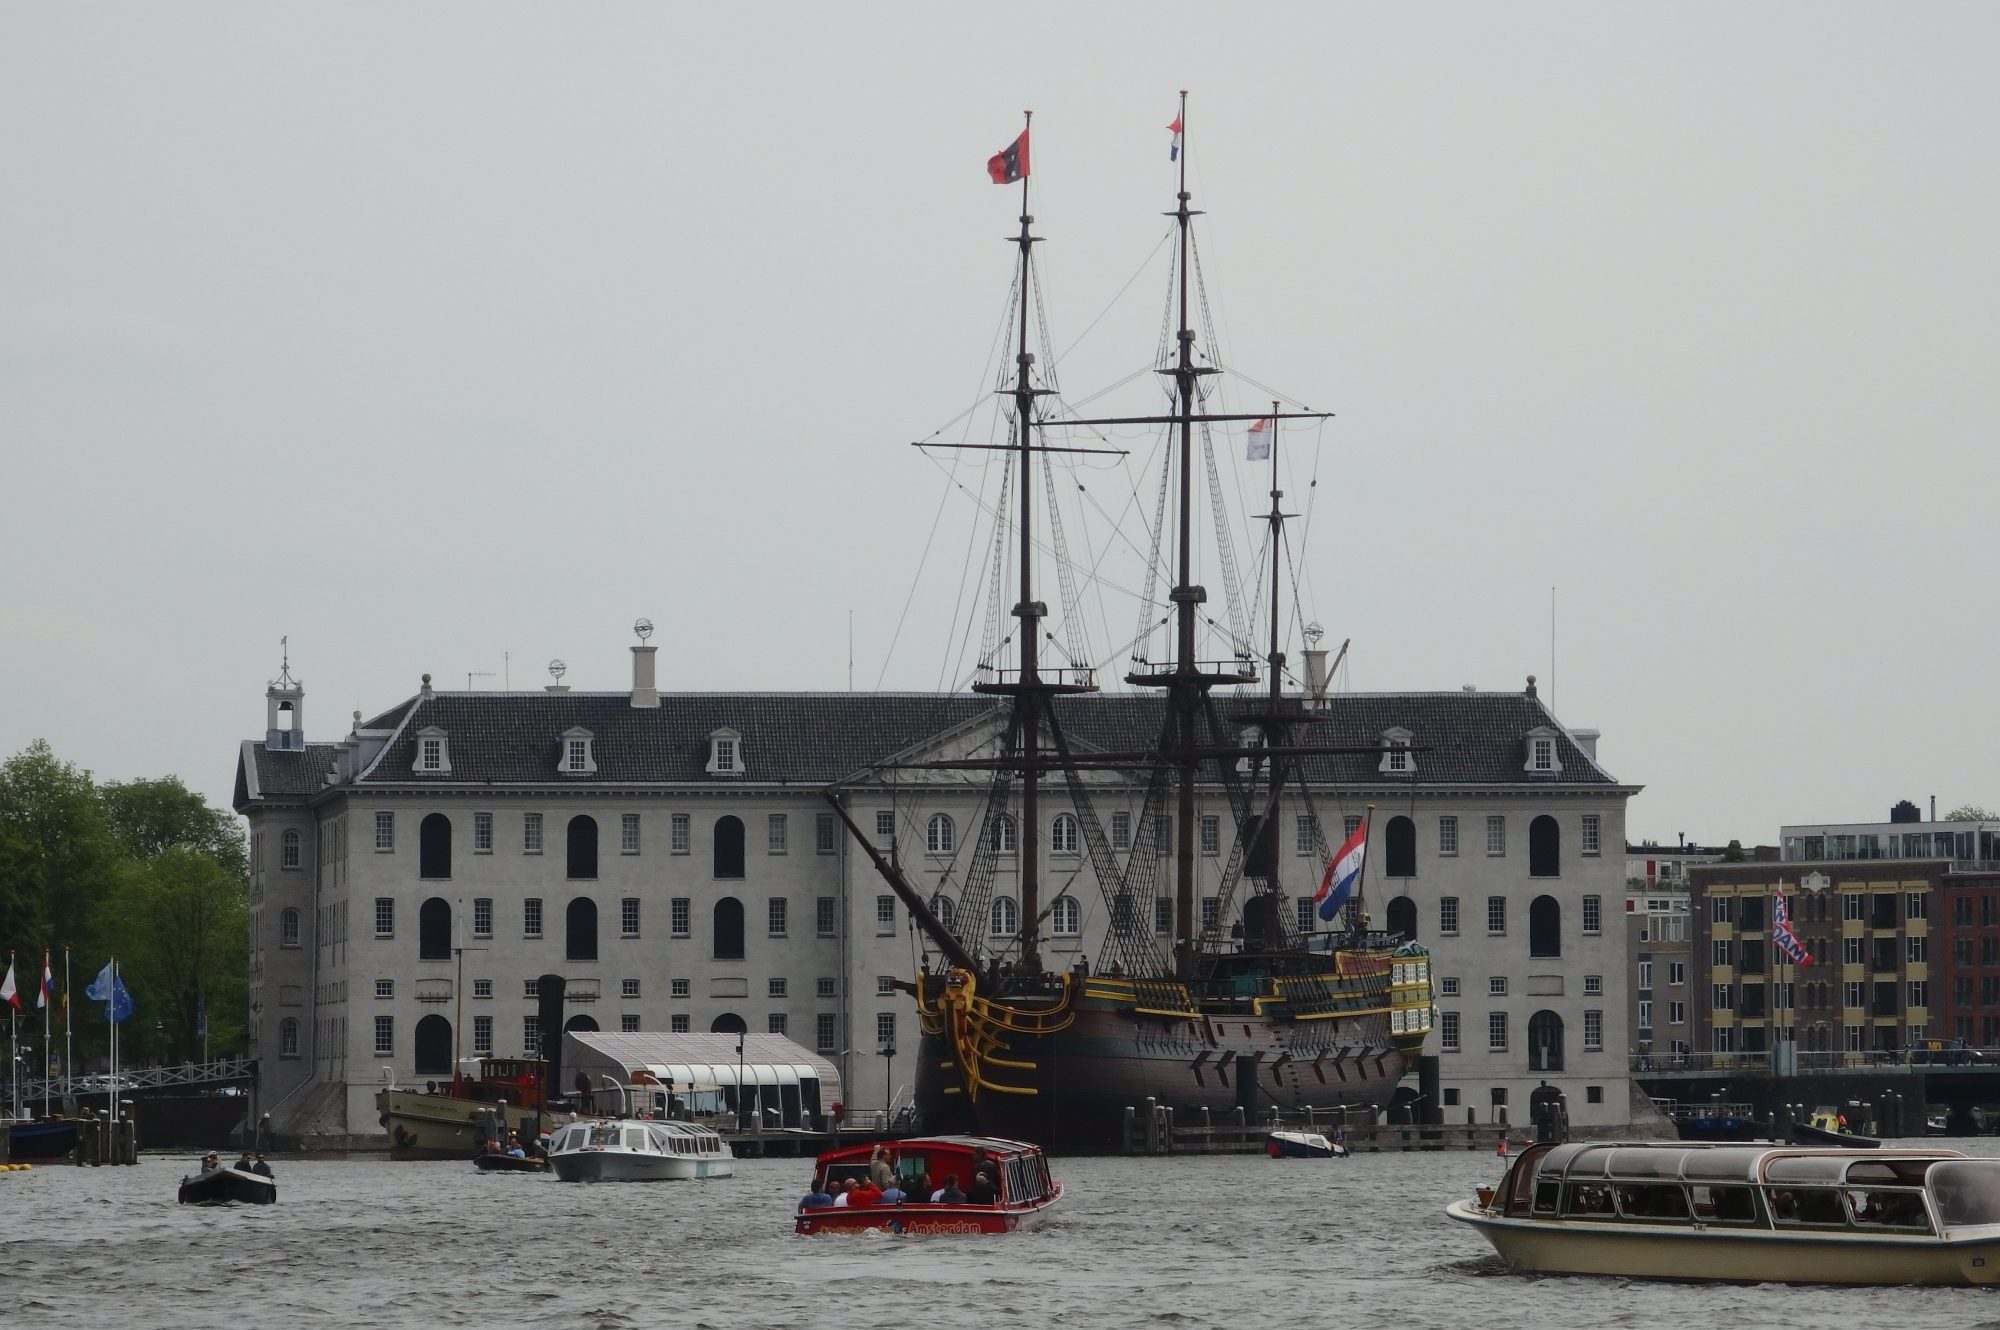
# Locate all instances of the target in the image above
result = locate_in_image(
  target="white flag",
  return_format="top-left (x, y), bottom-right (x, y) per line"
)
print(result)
top-left (1246, 417), bottom-right (1272, 461)
top-left (0, 958), bottom-right (17, 1011)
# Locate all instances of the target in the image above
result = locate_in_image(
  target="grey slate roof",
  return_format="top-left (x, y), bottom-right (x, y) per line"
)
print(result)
top-left (233, 741), bottom-right (340, 810)
top-left (236, 686), bottom-right (1624, 801)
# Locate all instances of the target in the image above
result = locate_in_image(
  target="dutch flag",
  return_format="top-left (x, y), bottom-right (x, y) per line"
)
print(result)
top-left (1168, 113), bottom-right (1182, 161)
top-left (1314, 823), bottom-right (1367, 922)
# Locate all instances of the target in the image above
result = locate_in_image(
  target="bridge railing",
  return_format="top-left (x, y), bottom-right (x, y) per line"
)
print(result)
top-left (1633, 1048), bottom-right (1998, 1075)
top-left (10, 1055), bottom-right (256, 1109)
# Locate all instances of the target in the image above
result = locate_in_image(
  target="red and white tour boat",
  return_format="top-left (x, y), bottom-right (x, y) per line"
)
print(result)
top-left (795, 1135), bottom-right (1062, 1236)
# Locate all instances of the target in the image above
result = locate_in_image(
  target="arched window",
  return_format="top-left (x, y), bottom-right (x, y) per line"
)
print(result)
top-left (566, 897), bottom-right (598, 962)
top-left (567, 815), bottom-right (598, 879)
top-left (1051, 814), bottom-right (1080, 855)
top-left (419, 813), bottom-right (451, 879)
top-left (709, 1012), bottom-right (747, 1035)
top-left (1386, 895), bottom-right (1417, 940)
top-left (1529, 895), bottom-right (1562, 958)
top-left (281, 828), bottom-right (301, 870)
top-left (991, 896), bottom-right (1019, 936)
top-left (280, 907), bottom-right (301, 948)
top-left (714, 815), bottom-right (745, 879)
top-left (1050, 895), bottom-right (1080, 936)
top-left (927, 814), bottom-right (956, 855)
top-left (1529, 815), bottom-right (1561, 878)
top-left (931, 895), bottom-right (958, 931)
top-left (989, 815), bottom-right (1017, 853)
top-left (414, 1014), bottom-right (453, 1075)
top-left (1528, 1010), bottom-right (1565, 1072)
top-left (714, 896), bottom-right (745, 960)
top-left (418, 896), bottom-right (452, 961)
top-left (563, 1013), bottom-right (599, 1034)
top-left (279, 1017), bottom-right (300, 1058)
top-left (1384, 815), bottom-right (1416, 877)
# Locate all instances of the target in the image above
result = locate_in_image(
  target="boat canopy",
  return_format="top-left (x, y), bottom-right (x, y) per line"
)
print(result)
top-left (1529, 1143), bottom-right (1964, 1188)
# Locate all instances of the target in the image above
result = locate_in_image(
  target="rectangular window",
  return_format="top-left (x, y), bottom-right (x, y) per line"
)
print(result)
top-left (763, 977), bottom-right (787, 999)
top-left (1668, 961), bottom-right (1685, 986)
top-left (1488, 976), bottom-right (1508, 997)
top-left (1486, 896), bottom-right (1506, 935)
top-left (875, 1012), bottom-right (897, 1049)
top-left (374, 1015), bottom-right (394, 1056)
top-left (523, 898), bottom-right (543, 938)
top-left (1638, 961), bottom-right (1653, 990)
top-left (1201, 897), bottom-right (1220, 930)
top-left (817, 977), bottom-right (837, 998)
top-left (1583, 974), bottom-right (1603, 997)
top-left (473, 1014), bottom-right (493, 1054)
top-left (1296, 896), bottom-right (1316, 934)
top-left (875, 975), bottom-right (896, 997)
top-left (712, 737), bottom-right (737, 773)
top-left (1532, 738), bottom-right (1554, 771)
top-left (374, 897), bottom-right (395, 937)
top-left (621, 1014), bottom-right (642, 1033)
top-left (1581, 814), bottom-right (1601, 856)
top-left (1843, 936), bottom-right (1863, 965)
top-left (621, 898), bottom-right (640, 938)
top-left (564, 738), bottom-right (587, 772)
top-left (1438, 977), bottom-right (1461, 997)
top-left (1488, 1012), bottom-right (1508, 1051)
top-left (1714, 939), bottom-right (1732, 967)
top-left (1344, 815), bottom-right (1363, 839)
top-left (375, 812), bottom-right (395, 852)
top-left (1910, 980), bottom-right (1928, 1008)
top-left (1439, 896), bottom-right (1460, 935)
top-left (1485, 816), bottom-right (1505, 856)
top-left (1714, 983), bottom-right (1732, 1010)
top-left (375, 979), bottom-right (394, 999)
top-left (1841, 893), bottom-right (1864, 922)
top-left (473, 811), bottom-right (493, 853)
top-left (816, 897), bottom-right (837, 938)
top-left (1296, 814), bottom-right (1319, 855)
top-left (1845, 980), bottom-right (1864, 1008)
top-left (671, 1014), bottom-right (690, 1034)
top-left (1155, 898), bottom-right (1173, 935)
top-left (622, 978), bottom-right (641, 999)
top-left (473, 979), bottom-right (492, 999)
top-left (1200, 815), bottom-right (1220, 856)
top-left (876, 895), bottom-right (896, 936)
top-left (1668, 1000), bottom-right (1686, 1025)
top-left (671, 898), bottom-right (690, 937)
top-left (1438, 816), bottom-right (1459, 857)
top-left (816, 1012), bottom-right (837, 1053)
top-left (671, 814), bottom-right (691, 855)
top-left (1907, 935), bottom-right (1927, 964)
top-left (420, 737), bottom-right (442, 771)
top-left (816, 812), bottom-right (838, 854)
top-left (671, 978), bottom-right (690, 999)
top-left (621, 813), bottom-right (640, 854)
top-left (1711, 895), bottom-right (1733, 924)
top-left (1111, 811), bottom-right (1132, 852)
top-left (875, 810), bottom-right (896, 843)
top-left (1152, 816), bottom-right (1172, 854)
top-left (1582, 895), bottom-right (1602, 935)
top-left (524, 813), bottom-right (544, 854)
top-left (524, 978), bottom-right (540, 998)
top-left (1637, 1000), bottom-right (1653, 1032)
top-left (767, 1013), bottom-right (787, 1036)
top-left (473, 898), bottom-right (493, 938)
top-left (1583, 1010), bottom-right (1603, 1050)
top-left (1440, 1011), bottom-right (1461, 1052)
top-left (768, 814), bottom-right (788, 855)
top-left (768, 897), bottom-right (788, 937)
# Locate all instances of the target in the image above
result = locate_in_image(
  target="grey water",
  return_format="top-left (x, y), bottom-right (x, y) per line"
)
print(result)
top-left (9, 1143), bottom-right (2000, 1330)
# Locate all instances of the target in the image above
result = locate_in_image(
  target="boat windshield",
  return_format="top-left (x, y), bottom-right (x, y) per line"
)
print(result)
top-left (1928, 1161), bottom-right (2000, 1229)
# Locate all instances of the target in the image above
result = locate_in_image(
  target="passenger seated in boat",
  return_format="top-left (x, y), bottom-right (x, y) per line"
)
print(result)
top-left (1769, 1188), bottom-right (1845, 1225)
top-left (235, 1152), bottom-right (255, 1172)
top-left (252, 1153), bottom-right (274, 1178)
top-left (880, 1180), bottom-right (907, 1204)
top-left (801, 1176), bottom-right (834, 1209)
top-left (967, 1170), bottom-right (999, 1206)
top-left (933, 1175), bottom-right (965, 1204)
top-left (850, 1177), bottom-right (885, 1208)
top-left (1567, 1184), bottom-right (1612, 1216)
top-left (1851, 1190), bottom-right (1927, 1228)
top-left (505, 1133), bottom-right (527, 1159)
top-left (200, 1153), bottom-right (220, 1174)
top-left (831, 1180), bottom-right (854, 1208)
top-left (909, 1171), bottom-right (932, 1203)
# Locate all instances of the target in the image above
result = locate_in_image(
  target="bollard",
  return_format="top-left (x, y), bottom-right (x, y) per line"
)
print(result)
top-left (1161, 1106), bottom-right (1174, 1155)
top-left (1143, 1097), bottom-right (1159, 1154)
top-left (1123, 1106), bottom-right (1137, 1155)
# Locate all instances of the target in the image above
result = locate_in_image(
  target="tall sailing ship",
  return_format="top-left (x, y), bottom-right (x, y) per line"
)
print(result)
top-left (835, 98), bottom-right (1434, 1153)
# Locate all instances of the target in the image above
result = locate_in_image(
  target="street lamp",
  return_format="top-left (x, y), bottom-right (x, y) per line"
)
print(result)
top-left (880, 1043), bottom-right (896, 1125)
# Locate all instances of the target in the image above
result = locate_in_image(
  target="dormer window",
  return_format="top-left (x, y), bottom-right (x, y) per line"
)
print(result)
top-left (1523, 726), bottom-right (1563, 775)
top-left (559, 727), bottom-right (597, 776)
top-left (706, 728), bottom-right (744, 777)
top-left (1378, 727), bottom-right (1414, 775)
top-left (414, 726), bottom-right (451, 774)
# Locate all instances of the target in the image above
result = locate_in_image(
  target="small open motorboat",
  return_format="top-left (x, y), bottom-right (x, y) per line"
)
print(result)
top-left (1449, 1140), bottom-right (2000, 1285)
top-left (473, 1151), bottom-right (549, 1173)
top-left (1266, 1130), bottom-right (1349, 1159)
top-left (796, 1135), bottom-right (1061, 1236)
top-left (1790, 1107), bottom-right (1880, 1149)
top-left (178, 1165), bottom-right (276, 1206)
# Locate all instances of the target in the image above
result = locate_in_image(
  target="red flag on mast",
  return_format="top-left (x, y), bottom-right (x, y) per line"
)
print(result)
top-left (987, 129), bottom-right (1030, 184)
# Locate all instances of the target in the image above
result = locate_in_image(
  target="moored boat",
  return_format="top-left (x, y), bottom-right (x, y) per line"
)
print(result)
top-left (1266, 1129), bottom-right (1347, 1159)
top-left (796, 1135), bottom-right (1060, 1235)
top-left (178, 1165), bottom-right (276, 1206)
top-left (547, 1116), bottom-right (733, 1182)
top-left (1448, 1140), bottom-right (2000, 1285)
top-left (7, 1117), bottom-right (81, 1162)
top-left (376, 1057), bottom-right (550, 1160)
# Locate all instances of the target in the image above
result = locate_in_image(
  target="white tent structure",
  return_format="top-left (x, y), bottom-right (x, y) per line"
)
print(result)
top-left (562, 1031), bottom-right (840, 1128)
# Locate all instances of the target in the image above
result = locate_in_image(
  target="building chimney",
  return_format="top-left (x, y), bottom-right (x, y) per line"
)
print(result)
top-left (419, 672), bottom-right (434, 701)
top-left (1525, 674), bottom-right (1538, 699)
top-left (1931, 795), bottom-right (1938, 822)
top-left (630, 618), bottom-right (659, 708)
top-left (1571, 728), bottom-right (1600, 761)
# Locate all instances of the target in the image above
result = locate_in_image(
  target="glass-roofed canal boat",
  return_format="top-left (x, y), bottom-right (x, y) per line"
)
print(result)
top-left (1447, 1141), bottom-right (2000, 1286)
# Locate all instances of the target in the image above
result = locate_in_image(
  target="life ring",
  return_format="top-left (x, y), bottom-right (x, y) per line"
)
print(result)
top-left (393, 1125), bottom-right (416, 1150)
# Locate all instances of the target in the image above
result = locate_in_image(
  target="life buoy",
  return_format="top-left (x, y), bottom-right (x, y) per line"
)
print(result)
top-left (393, 1125), bottom-right (416, 1150)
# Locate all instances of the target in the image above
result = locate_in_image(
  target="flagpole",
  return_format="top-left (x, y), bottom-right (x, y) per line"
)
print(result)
top-left (107, 957), bottom-right (117, 1124)
top-left (1354, 804), bottom-right (1376, 936)
top-left (42, 951), bottom-right (50, 1116)
top-left (63, 946), bottom-right (72, 1102)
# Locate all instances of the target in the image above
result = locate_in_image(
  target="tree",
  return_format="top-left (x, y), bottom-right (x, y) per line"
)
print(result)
top-left (1946, 805), bottom-right (1998, 822)
top-left (1721, 839), bottom-right (1747, 863)
top-left (0, 828), bottom-right (48, 953)
top-left (101, 776), bottom-right (247, 881)
top-left (0, 740), bottom-right (121, 957)
top-left (103, 847), bottom-right (247, 1062)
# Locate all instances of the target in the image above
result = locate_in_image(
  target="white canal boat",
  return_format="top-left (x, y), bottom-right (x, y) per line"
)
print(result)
top-left (548, 1117), bottom-right (735, 1183)
top-left (1448, 1140), bottom-right (2000, 1286)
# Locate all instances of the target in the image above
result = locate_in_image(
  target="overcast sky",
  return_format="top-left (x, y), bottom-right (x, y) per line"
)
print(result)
top-left (4, 4), bottom-right (1995, 845)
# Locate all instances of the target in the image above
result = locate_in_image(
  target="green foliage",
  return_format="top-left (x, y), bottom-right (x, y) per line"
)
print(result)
top-left (1946, 805), bottom-right (1998, 822)
top-left (1721, 838), bottom-right (1747, 862)
top-left (0, 741), bottom-right (247, 1060)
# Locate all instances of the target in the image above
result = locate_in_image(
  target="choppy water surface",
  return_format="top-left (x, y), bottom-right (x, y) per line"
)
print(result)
top-left (11, 1141), bottom-right (2000, 1329)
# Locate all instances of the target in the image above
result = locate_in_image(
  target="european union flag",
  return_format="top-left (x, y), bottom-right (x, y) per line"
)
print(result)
top-left (84, 961), bottom-right (135, 1023)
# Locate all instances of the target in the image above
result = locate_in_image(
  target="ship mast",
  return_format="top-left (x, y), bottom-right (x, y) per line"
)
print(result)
top-left (1263, 400), bottom-right (1287, 903)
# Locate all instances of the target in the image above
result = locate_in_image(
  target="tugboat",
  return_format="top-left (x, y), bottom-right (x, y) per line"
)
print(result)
top-left (377, 1056), bottom-right (550, 1160)
top-left (833, 97), bottom-right (1433, 1153)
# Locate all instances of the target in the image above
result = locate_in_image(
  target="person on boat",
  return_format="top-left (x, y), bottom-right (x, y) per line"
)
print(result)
top-left (851, 1176), bottom-right (885, 1208)
top-left (199, 1152), bottom-right (220, 1174)
top-left (234, 1151), bottom-right (255, 1172)
top-left (966, 1170), bottom-right (998, 1206)
top-left (932, 1175), bottom-right (965, 1205)
top-left (831, 1179), bottom-right (855, 1208)
top-left (880, 1178), bottom-right (907, 1205)
top-left (869, 1144), bottom-right (896, 1190)
top-left (504, 1132), bottom-right (527, 1159)
top-left (801, 1177), bottom-right (834, 1209)
top-left (909, 1171), bottom-right (931, 1203)
top-left (251, 1153), bottom-right (274, 1178)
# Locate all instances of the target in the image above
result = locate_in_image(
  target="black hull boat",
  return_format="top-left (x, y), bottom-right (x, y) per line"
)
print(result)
top-left (1790, 1121), bottom-right (1882, 1149)
top-left (474, 1151), bottom-right (548, 1173)
top-left (8, 1119), bottom-right (81, 1161)
top-left (178, 1167), bottom-right (276, 1205)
